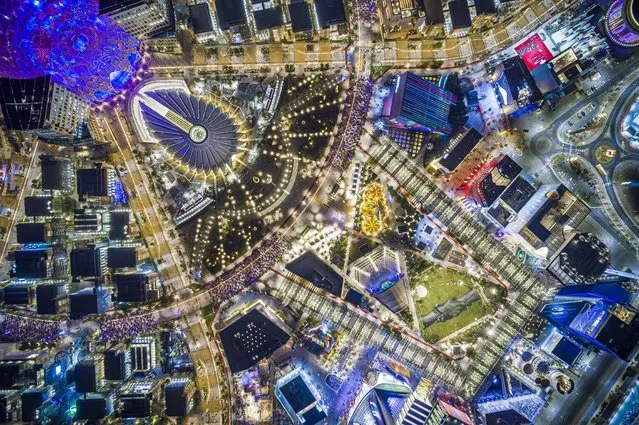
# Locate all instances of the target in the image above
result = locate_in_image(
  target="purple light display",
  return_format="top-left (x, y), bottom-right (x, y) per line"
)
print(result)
top-left (0, 0), bottom-right (141, 102)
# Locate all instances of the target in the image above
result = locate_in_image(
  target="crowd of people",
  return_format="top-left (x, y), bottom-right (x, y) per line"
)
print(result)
top-left (330, 78), bottom-right (373, 171)
top-left (0, 314), bottom-right (60, 343)
top-left (207, 235), bottom-right (292, 305)
top-left (100, 314), bottom-right (158, 341)
top-left (354, 0), bottom-right (377, 23)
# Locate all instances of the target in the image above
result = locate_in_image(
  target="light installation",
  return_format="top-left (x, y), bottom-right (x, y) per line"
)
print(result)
top-left (0, 0), bottom-right (141, 102)
top-left (605, 0), bottom-right (639, 48)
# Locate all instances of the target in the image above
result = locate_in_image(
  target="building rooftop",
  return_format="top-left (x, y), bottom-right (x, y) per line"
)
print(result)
top-left (417, 0), bottom-right (445, 23)
top-left (254, 6), bottom-right (283, 31)
top-left (448, 0), bottom-right (472, 30)
top-left (24, 196), bottom-right (53, 217)
top-left (594, 312), bottom-right (639, 360)
top-left (499, 176), bottom-right (536, 212)
top-left (107, 247), bottom-right (137, 269)
top-left (215, 0), bottom-right (247, 30)
top-left (40, 157), bottom-right (69, 191)
top-left (547, 233), bottom-right (610, 285)
top-left (219, 306), bottom-right (290, 373)
top-left (438, 127), bottom-right (483, 172)
top-left (109, 211), bottom-right (130, 240)
top-left (99, 0), bottom-right (151, 14)
top-left (77, 167), bottom-right (110, 198)
top-left (16, 223), bottom-right (46, 244)
top-left (189, 3), bottom-right (214, 34)
top-left (471, 155), bottom-right (522, 207)
top-left (474, 0), bottom-right (497, 14)
top-left (551, 336), bottom-right (582, 366)
top-left (313, 0), bottom-right (347, 28)
top-left (280, 375), bottom-right (316, 413)
top-left (70, 247), bottom-right (101, 279)
top-left (13, 250), bottom-right (48, 278)
top-left (286, 251), bottom-right (344, 296)
top-left (289, 1), bottom-right (313, 32)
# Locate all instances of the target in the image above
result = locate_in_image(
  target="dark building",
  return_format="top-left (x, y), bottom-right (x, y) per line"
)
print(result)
top-left (107, 247), bottom-right (137, 269)
top-left (448, 0), bottom-right (472, 31)
top-left (189, 3), bottom-right (214, 35)
top-left (36, 284), bottom-right (59, 314)
top-left (279, 375), bottom-right (316, 413)
top-left (499, 176), bottom-right (536, 213)
top-left (109, 211), bottom-right (130, 240)
top-left (21, 389), bottom-right (45, 422)
top-left (438, 126), bottom-right (483, 173)
top-left (68, 288), bottom-right (110, 319)
top-left (215, 0), bottom-right (247, 30)
top-left (24, 196), bottom-right (53, 217)
top-left (0, 76), bottom-right (51, 131)
top-left (77, 396), bottom-right (108, 420)
top-left (75, 359), bottom-right (102, 393)
top-left (70, 246), bottom-right (101, 280)
top-left (383, 72), bottom-right (457, 135)
top-left (313, 0), bottom-right (347, 28)
top-left (2, 284), bottom-right (32, 305)
top-left (99, 0), bottom-right (174, 40)
top-left (104, 350), bottom-right (129, 381)
top-left (474, 0), bottom-right (497, 14)
top-left (286, 251), bottom-right (344, 296)
top-left (547, 233), bottom-right (611, 285)
top-left (417, 0), bottom-right (445, 23)
top-left (253, 5), bottom-right (284, 31)
top-left (165, 379), bottom-right (195, 417)
top-left (119, 380), bottom-right (161, 418)
top-left (495, 56), bottom-right (543, 112)
top-left (468, 155), bottom-right (522, 207)
top-left (16, 223), bottom-right (46, 244)
top-left (74, 209), bottom-right (100, 233)
top-left (114, 274), bottom-right (148, 303)
top-left (40, 156), bottom-right (71, 191)
top-left (512, 184), bottom-right (590, 257)
top-left (289, 0), bottom-right (313, 33)
top-left (77, 167), bottom-right (110, 198)
top-left (12, 250), bottom-right (48, 279)
top-left (344, 288), bottom-right (363, 306)
top-left (219, 305), bottom-right (290, 373)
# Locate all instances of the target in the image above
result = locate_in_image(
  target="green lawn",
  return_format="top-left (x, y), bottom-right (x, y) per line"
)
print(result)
top-left (410, 265), bottom-right (476, 318)
top-left (420, 299), bottom-right (492, 343)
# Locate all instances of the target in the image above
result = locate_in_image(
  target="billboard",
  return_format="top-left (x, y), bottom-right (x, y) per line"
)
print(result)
top-left (515, 33), bottom-right (554, 71)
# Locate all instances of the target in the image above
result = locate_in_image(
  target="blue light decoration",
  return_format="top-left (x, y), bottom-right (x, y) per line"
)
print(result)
top-left (0, 0), bottom-right (141, 102)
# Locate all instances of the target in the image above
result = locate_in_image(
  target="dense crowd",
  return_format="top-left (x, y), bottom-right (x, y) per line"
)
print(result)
top-left (97, 235), bottom-right (291, 340)
top-left (207, 235), bottom-right (292, 305)
top-left (0, 314), bottom-right (60, 343)
top-left (354, 0), bottom-right (377, 23)
top-left (100, 314), bottom-right (158, 341)
top-left (329, 78), bottom-right (373, 171)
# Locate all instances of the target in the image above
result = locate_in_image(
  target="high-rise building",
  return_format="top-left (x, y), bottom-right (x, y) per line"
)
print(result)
top-left (0, 0), bottom-right (141, 102)
top-left (383, 72), bottom-right (457, 135)
top-left (605, 0), bottom-right (639, 48)
top-left (165, 378), bottom-right (195, 417)
top-left (0, 76), bottom-right (96, 144)
top-left (99, 0), bottom-right (174, 40)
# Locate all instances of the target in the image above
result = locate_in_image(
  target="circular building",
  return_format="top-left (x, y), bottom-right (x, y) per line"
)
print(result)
top-left (605, 0), bottom-right (639, 48)
top-left (134, 86), bottom-right (248, 175)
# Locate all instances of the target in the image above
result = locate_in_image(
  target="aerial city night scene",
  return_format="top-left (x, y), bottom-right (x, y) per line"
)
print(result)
top-left (2, 0), bottom-right (639, 424)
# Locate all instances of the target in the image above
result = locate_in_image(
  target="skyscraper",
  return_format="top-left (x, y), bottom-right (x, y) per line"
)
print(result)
top-left (99, 0), bottom-right (173, 40)
top-left (383, 72), bottom-right (457, 135)
top-left (0, 76), bottom-right (94, 143)
top-left (0, 0), bottom-right (141, 102)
